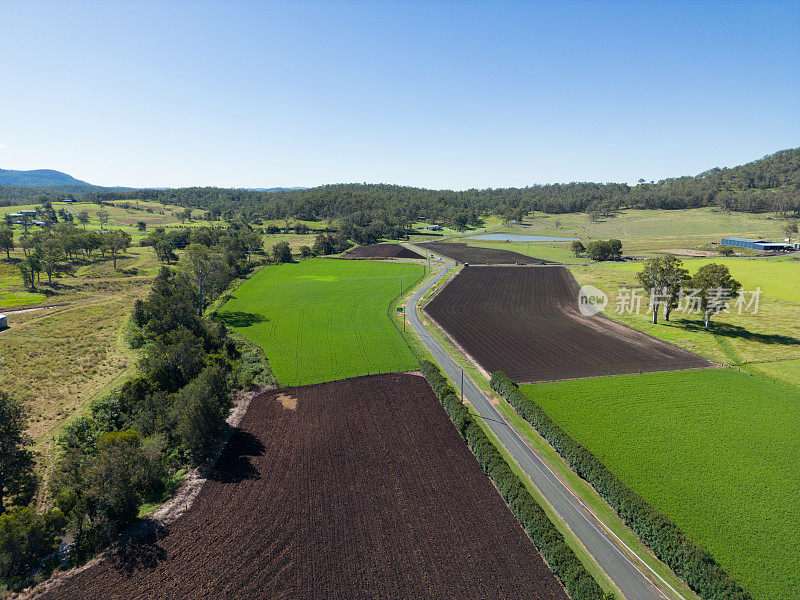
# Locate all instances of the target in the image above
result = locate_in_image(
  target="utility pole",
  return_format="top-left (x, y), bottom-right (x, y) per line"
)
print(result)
top-left (461, 369), bottom-right (464, 402)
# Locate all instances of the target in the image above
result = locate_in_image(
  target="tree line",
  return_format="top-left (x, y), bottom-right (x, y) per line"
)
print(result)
top-left (3, 149), bottom-right (791, 227)
top-left (0, 226), bottom-right (273, 590)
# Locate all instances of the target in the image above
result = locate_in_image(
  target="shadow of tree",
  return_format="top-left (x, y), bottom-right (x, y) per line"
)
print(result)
top-left (216, 310), bottom-right (267, 327)
top-left (673, 318), bottom-right (800, 346)
top-left (109, 523), bottom-right (168, 573)
top-left (209, 430), bottom-right (265, 484)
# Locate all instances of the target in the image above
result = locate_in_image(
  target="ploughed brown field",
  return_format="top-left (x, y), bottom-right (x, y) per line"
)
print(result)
top-left (425, 266), bottom-right (712, 382)
top-left (35, 374), bottom-right (568, 600)
top-left (343, 243), bottom-right (424, 259)
top-left (418, 241), bottom-right (546, 264)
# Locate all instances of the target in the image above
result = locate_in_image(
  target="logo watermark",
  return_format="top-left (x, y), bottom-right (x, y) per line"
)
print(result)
top-left (577, 286), bottom-right (762, 317)
top-left (578, 285), bottom-right (608, 316)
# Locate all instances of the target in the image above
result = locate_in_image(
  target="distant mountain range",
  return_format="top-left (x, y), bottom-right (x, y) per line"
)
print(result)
top-left (0, 167), bottom-right (106, 191)
top-left (0, 168), bottom-right (307, 194)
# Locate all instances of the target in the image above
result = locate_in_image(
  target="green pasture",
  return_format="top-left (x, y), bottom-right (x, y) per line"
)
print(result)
top-left (218, 258), bottom-right (425, 385)
top-left (571, 259), bottom-right (800, 384)
top-left (521, 369), bottom-right (800, 600)
top-left (491, 208), bottom-right (787, 253)
top-left (606, 257), bottom-right (800, 303)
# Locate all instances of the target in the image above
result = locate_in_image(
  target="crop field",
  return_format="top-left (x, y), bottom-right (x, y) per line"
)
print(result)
top-left (343, 243), bottom-right (424, 259)
top-left (521, 369), bottom-right (800, 599)
top-left (218, 258), bottom-right (425, 385)
top-left (426, 265), bottom-right (710, 381)
top-left (418, 241), bottom-right (547, 264)
top-left (35, 374), bottom-right (568, 600)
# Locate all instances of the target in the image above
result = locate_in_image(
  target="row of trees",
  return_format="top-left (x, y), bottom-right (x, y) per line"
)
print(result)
top-left (17, 149), bottom-right (793, 228)
top-left (2, 224), bottom-right (133, 287)
top-left (420, 362), bottom-right (611, 600)
top-left (490, 371), bottom-right (752, 600)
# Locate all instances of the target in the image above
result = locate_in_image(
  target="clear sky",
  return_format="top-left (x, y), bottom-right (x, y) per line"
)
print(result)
top-left (1, 0), bottom-right (798, 190)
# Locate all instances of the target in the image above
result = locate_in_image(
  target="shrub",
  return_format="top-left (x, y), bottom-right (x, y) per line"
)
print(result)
top-left (0, 507), bottom-right (65, 580)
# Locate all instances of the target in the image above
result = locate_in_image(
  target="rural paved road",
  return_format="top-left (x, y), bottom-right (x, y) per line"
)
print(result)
top-left (404, 253), bottom-right (670, 600)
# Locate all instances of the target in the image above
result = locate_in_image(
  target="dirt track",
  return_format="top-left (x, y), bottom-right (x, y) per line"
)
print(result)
top-left (425, 266), bottom-right (712, 382)
top-left (419, 241), bottom-right (546, 264)
top-left (343, 243), bottom-right (424, 259)
top-left (34, 374), bottom-right (568, 600)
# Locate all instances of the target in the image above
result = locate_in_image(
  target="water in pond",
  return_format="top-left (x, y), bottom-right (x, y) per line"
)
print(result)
top-left (470, 234), bottom-right (580, 242)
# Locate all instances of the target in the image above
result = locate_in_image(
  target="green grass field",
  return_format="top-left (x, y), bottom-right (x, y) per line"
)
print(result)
top-left (521, 369), bottom-right (800, 600)
top-left (494, 207), bottom-right (787, 251)
top-left (572, 257), bottom-right (800, 386)
top-left (219, 258), bottom-right (425, 385)
top-left (606, 256), bottom-right (800, 303)
top-left (458, 208), bottom-right (793, 263)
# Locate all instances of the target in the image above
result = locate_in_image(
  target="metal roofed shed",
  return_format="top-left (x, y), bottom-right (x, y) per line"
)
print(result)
top-left (721, 237), bottom-right (788, 251)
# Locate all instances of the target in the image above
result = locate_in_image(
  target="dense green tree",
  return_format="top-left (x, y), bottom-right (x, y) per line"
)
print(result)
top-left (155, 239), bottom-right (177, 263)
top-left (271, 241), bottom-right (292, 263)
top-left (692, 263), bottom-right (742, 330)
top-left (172, 365), bottom-right (232, 463)
top-left (636, 254), bottom-right (690, 323)
top-left (0, 392), bottom-right (36, 514)
top-left (586, 239), bottom-right (622, 261)
top-left (570, 240), bottom-right (585, 257)
top-left (0, 507), bottom-right (65, 579)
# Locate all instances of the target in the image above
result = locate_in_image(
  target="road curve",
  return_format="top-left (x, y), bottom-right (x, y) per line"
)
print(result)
top-left (404, 253), bottom-right (669, 600)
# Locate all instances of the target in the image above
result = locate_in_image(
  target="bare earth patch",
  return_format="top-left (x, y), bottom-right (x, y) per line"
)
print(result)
top-left (276, 394), bottom-right (298, 410)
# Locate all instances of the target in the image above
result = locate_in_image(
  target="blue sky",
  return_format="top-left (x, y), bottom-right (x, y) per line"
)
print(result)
top-left (1, 0), bottom-right (798, 189)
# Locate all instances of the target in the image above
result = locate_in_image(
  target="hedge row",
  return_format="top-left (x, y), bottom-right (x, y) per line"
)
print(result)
top-left (490, 371), bottom-right (752, 600)
top-left (419, 361), bottom-right (610, 600)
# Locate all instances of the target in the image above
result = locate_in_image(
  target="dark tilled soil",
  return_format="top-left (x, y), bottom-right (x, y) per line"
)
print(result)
top-left (426, 266), bottom-right (713, 382)
top-left (343, 243), bottom-right (424, 259)
top-left (35, 374), bottom-right (568, 600)
top-left (419, 241), bottom-right (546, 264)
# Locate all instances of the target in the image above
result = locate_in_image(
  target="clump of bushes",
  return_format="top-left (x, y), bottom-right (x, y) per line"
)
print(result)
top-left (586, 239), bottom-right (623, 261)
top-left (419, 361), bottom-right (610, 600)
top-left (490, 371), bottom-right (752, 600)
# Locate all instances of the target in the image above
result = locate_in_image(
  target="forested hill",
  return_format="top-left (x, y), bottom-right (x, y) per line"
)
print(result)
top-left (0, 168), bottom-right (101, 191)
top-left (2, 148), bottom-right (798, 223)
